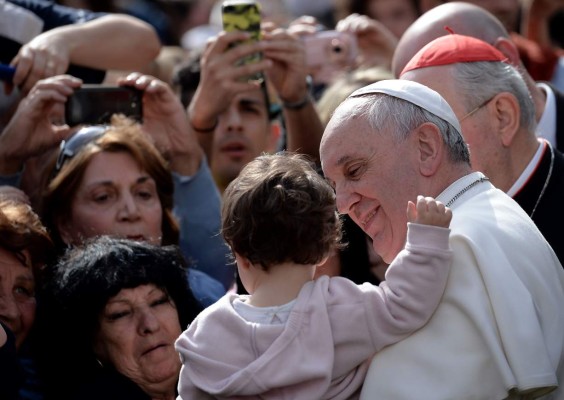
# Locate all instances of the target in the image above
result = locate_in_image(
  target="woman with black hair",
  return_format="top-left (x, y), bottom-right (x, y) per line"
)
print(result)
top-left (36, 236), bottom-right (202, 400)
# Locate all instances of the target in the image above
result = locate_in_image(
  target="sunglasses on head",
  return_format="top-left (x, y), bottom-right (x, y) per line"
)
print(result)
top-left (55, 125), bottom-right (108, 172)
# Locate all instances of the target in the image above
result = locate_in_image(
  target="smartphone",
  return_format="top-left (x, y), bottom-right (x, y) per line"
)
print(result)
top-left (0, 63), bottom-right (16, 83)
top-left (303, 31), bottom-right (358, 68)
top-left (65, 85), bottom-right (143, 126)
top-left (221, 0), bottom-right (262, 82)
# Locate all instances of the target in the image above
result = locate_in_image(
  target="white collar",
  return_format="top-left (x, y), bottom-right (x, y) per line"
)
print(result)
top-left (506, 139), bottom-right (544, 197)
top-left (535, 82), bottom-right (557, 147)
top-left (436, 172), bottom-right (489, 208)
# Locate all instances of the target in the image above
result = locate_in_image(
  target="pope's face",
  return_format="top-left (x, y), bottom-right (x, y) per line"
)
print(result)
top-left (321, 100), bottom-right (418, 263)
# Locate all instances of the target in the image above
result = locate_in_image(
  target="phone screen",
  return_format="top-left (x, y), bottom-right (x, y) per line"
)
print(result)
top-left (65, 86), bottom-right (143, 126)
top-left (222, 0), bottom-right (263, 82)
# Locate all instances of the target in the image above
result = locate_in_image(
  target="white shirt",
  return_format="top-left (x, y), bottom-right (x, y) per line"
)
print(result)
top-left (506, 139), bottom-right (544, 198)
top-left (536, 82), bottom-right (557, 147)
top-left (233, 297), bottom-right (296, 324)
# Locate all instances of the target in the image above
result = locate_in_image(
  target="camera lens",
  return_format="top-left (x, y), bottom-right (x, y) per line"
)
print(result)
top-left (330, 38), bottom-right (343, 53)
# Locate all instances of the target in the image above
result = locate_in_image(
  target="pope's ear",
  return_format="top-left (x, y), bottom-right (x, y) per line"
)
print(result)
top-left (414, 122), bottom-right (443, 177)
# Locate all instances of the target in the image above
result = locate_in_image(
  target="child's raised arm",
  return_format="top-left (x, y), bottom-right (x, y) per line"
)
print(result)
top-left (407, 195), bottom-right (452, 228)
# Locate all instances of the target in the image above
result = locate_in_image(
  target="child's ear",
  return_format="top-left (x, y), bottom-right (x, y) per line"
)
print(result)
top-left (234, 252), bottom-right (252, 270)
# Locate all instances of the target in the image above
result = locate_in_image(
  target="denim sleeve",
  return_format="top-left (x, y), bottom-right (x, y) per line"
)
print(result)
top-left (188, 269), bottom-right (225, 308)
top-left (173, 158), bottom-right (235, 291)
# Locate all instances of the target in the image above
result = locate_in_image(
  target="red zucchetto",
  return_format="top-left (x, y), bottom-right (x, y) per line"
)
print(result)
top-left (400, 32), bottom-right (508, 76)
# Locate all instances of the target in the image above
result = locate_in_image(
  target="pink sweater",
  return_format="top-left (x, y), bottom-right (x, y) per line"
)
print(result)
top-left (176, 223), bottom-right (452, 399)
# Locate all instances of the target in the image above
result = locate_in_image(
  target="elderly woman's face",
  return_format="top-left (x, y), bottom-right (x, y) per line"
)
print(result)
top-left (58, 151), bottom-right (163, 245)
top-left (0, 247), bottom-right (35, 349)
top-left (94, 284), bottom-right (182, 392)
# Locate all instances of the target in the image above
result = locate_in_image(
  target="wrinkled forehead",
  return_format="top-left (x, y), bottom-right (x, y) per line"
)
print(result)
top-left (320, 99), bottom-right (371, 171)
top-left (0, 246), bottom-right (33, 271)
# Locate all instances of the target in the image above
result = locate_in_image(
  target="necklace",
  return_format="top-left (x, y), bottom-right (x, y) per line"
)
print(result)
top-left (530, 142), bottom-right (554, 218)
top-left (446, 176), bottom-right (490, 207)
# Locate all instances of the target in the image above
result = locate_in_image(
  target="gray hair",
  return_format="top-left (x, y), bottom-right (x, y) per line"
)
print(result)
top-left (453, 61), bottom-right (536, 133)
top-left (348, 94), bottom-right (471, 164)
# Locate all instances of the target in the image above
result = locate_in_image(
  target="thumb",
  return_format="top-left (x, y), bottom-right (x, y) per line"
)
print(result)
top-left (406, 200), bottom-right (417, 223)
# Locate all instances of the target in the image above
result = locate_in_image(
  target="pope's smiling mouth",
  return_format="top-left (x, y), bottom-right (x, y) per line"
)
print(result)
top-left (362, 206), bottom-right (380, 231)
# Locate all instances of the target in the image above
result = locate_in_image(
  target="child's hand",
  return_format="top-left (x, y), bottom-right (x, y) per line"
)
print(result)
top-left (407, 196), bottom-right (452, 228)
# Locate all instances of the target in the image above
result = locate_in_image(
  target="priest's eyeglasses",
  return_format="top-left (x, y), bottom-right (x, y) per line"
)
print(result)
top-left (459, 96), bottom-right (495, 122)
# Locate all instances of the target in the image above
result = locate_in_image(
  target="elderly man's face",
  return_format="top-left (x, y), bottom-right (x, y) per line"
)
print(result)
top-left (320, 100), bottom-right (418, 263)
top-left (401, 66), bottom-right (500, 180)
top-left (94, 284), bottom-right (181, 392)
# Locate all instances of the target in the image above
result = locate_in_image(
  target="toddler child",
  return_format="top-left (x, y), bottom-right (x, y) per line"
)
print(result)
top-left (176, 152), bottom-right (452, 399)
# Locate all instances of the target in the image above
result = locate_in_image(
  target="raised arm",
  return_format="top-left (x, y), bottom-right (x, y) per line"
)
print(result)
top-left (11, 13), bottom-right (160, 94)
top-left (262, 24), bottom-right (324, 163)
top-left (0, 75), bottom-right (81, 176)
top-left (118, 72), bottom-right (203, 176)
top-left (187, 30), bottom-right (271, 133)
top-left (367, 196), bottom-right (451, 349)
top-left (336, 13), bottom-right (398, 70)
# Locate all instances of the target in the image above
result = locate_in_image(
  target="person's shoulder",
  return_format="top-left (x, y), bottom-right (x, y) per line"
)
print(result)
top-left (454, 186), bottom-right (517, 221)
top-left (306, 275), bottom-right (368, 304)
top-left (188, 292), bottom-right (242, 328)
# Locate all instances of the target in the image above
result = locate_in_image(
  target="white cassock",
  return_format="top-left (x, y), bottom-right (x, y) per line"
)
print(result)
top-left (361, 172), bottom-right (564, 400)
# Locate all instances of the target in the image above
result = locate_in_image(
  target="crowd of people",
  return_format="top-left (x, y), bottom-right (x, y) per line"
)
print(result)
top-left (1, 0), bottom-right (564, 399)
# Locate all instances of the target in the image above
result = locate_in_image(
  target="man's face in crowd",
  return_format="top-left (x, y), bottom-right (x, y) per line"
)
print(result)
top-left (211, 88), bottom-right (278, 191)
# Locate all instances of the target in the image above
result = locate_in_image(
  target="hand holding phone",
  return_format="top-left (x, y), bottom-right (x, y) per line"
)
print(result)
top-left (303, 30), bottom-right (358, 85)
top-left (65, 85), bottom-right (143, 126)
top-left (221, 0), bottom-right (263, 82)
top-left (303, 31), bottom-right (358, 68)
